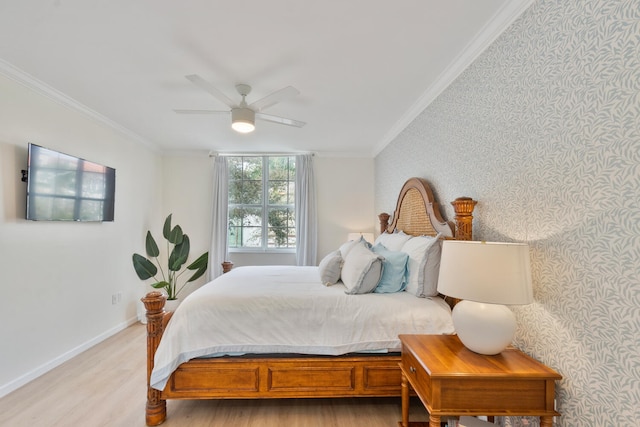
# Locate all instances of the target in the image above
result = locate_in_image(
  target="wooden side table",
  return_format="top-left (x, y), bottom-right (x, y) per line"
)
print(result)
top-left (398, 334), bottom-right (561, 427)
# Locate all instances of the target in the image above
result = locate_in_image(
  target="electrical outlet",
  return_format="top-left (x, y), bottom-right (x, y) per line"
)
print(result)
top-left (111, 294), bottom-right (118, 305)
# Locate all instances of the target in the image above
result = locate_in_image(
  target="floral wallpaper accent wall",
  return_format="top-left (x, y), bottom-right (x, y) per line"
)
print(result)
top-left (375, 0), bottom-right (639, 425)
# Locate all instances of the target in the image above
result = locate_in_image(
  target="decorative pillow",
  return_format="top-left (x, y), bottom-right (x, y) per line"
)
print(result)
top-left (318, 250), bottom-right (343, 286)
top-left (371, 244), bottom-right (409, 293)
top-left (400, 234), bottom-right (442, 297)
top-left (421, 238), bottom-right (443, 296)
top-left (339, 237), bottom-right (363, 259)
top-left (341, 242), bottom-right (384, 294)
top-left (374, 230), bottom-right (413, 252)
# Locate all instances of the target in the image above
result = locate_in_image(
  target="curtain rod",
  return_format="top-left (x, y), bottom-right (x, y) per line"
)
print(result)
top-left (209, 151), bottom-right (315, 157)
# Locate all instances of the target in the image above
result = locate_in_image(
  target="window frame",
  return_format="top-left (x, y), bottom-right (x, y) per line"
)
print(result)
top-left (227, 155), bottom-right (296, 253)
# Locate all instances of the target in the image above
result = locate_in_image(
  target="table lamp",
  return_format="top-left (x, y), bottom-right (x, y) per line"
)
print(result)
top-left (437, 240), bottom-right (533, 355)
top-left (347, 232), bottom-right (375, 244)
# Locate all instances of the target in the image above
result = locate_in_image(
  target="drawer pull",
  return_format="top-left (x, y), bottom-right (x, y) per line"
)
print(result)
top-left (409, 366), bottom-right (416, 374)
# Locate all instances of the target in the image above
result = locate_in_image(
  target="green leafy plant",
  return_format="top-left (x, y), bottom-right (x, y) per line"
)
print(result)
top-left (132, 214), bottom-right (208, 300)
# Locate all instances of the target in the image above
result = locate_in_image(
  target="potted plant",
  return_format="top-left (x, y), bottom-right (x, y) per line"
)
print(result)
top-left (132, 214), bottom-right (208, 305)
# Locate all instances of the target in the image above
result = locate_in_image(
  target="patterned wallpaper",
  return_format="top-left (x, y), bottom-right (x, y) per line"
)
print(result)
top-left (375, 0), bottom-right (639, 425)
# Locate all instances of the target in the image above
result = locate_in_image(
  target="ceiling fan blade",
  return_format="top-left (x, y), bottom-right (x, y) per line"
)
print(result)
top-left (256, 112), bottom-right (306, 128)
top-left (174, 109), bottom-right (229, 114)
top-left (249, 86), bottom-right (300, 111)
top-left (185, 74), bottom-right (236, 107)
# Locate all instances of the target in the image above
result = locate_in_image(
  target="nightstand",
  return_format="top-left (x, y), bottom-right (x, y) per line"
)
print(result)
top-left (398, 334), bottom-right (561, 427)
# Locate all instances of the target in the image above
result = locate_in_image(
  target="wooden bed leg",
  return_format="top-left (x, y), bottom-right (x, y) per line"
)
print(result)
top-left (142, 291), bottom-right (167, 426)
top-left (400, 371), bottom-right (410, 427)
top-left (451, 197), bottom-right (477, 241)
top-left (145, 401), bottom-right (166, 427)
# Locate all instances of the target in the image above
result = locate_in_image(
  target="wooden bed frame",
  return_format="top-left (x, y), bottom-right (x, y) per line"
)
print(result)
top-left (142, 177), bottom-right (476, 425)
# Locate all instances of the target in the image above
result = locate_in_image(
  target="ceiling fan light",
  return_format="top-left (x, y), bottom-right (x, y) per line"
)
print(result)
top-left (231, 108), bottom-right (255, 133)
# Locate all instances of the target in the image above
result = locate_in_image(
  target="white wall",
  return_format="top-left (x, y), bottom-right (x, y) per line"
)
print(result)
top-left (314, 156), bottom-right (376, 260)
top-left (158, 153), bottom-right (215, 299)
top-left (0, 74), bottom-right (163, 396)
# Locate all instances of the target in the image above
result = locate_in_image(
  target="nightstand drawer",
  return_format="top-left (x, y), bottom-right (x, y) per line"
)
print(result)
top-left (401, 347), bottom-right (431, 401)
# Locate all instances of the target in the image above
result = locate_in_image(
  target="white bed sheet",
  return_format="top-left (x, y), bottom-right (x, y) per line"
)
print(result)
top-left (150, 265), bottom-right (454, 390)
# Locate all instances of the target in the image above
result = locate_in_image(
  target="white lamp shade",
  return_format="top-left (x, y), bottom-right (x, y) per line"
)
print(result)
top-left (437, 240), bottom-right (533, 305)
top-left (347, 232), bottom-right (375, 244)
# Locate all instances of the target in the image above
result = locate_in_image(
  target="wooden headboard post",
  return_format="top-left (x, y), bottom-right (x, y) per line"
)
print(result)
top-left (451, 197), bottom-right (477, 241)
top-left (378, 213), bottom-right (390, 234)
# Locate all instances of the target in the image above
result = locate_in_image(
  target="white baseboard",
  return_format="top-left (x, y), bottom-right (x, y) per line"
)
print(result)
top-left (0, 316), bottom-right (139, 399)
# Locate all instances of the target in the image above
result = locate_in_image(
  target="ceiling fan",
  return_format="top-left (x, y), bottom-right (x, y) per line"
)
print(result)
top-left (174, 74), bottom-right (306, 133)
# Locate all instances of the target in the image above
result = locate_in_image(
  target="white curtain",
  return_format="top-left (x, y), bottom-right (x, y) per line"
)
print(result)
top-left (295, 154), bottom-right (317, 266)
top-left (208, 155), bottom-right (229, 280)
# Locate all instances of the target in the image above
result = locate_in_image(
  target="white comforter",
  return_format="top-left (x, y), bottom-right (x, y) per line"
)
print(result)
top-left (150, 265), bottom-right (454, 390)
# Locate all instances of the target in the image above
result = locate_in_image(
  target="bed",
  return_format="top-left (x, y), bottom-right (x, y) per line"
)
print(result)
top-left (142, 177), bottom-right (477, 425)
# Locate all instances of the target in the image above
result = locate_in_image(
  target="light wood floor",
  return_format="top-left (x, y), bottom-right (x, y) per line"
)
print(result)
top-left (0, 323), bottom-right (431, 427)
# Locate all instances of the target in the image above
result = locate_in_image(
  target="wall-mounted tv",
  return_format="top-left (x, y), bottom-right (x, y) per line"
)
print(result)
top-left (26, 143), bottom-right (116, 221)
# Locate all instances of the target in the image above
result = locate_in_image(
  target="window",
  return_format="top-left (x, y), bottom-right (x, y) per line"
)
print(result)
top-left (227, 156), bottom-right (296, 251)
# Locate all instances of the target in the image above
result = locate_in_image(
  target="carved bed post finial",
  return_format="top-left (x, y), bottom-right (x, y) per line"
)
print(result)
top-left (222, 261), bottom-right (234, 273)
top-left (451, 197), bottom-right (477, 241)
top-left (378, 212), bottom-right (390, 234)
top-left (142, 291), bottom-right (167, 426)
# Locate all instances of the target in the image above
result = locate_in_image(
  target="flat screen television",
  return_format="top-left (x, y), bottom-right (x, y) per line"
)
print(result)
top-left (26, 143), bottom-right (116, 221)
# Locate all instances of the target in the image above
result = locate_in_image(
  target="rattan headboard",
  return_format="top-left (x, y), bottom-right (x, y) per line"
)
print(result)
top-left (378, 177), bottom-right (476, 241)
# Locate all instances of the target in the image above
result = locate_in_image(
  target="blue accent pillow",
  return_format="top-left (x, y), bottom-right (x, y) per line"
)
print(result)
top-left (372, 243), bottom-right (409, 293)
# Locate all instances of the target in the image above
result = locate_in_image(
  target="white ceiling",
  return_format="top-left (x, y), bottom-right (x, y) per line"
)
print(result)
top-left (0, 1), bottom-right (531, 157)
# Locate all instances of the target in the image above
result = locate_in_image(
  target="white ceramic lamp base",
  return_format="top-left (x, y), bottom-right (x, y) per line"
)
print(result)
top-left (452, 300), bottom-right (517, 355)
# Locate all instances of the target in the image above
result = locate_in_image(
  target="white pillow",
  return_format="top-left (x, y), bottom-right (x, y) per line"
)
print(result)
top-left (318, 250), bottom-right (343, 286)
top-left (374, 230), bottom-right (413, 252)
top-left (341, 242), bottom-right (384, 294)
top-left (339, 238), bottom-right (361, 259)
top-left (401, 234), bottom-right (442, 297)
top-left (421, 238), bottom-right (443, 296)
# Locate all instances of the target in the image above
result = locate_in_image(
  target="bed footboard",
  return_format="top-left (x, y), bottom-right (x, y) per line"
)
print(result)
top-left (161, 355), bottom-right (402, 400)
top-left (141, 291), bottom-right (404, 426)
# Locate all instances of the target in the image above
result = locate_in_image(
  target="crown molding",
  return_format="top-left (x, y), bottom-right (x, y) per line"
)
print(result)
top-left (0, 58), bottom-right (158, 151)
top-left (371, 0), bottom-right (535, 157)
